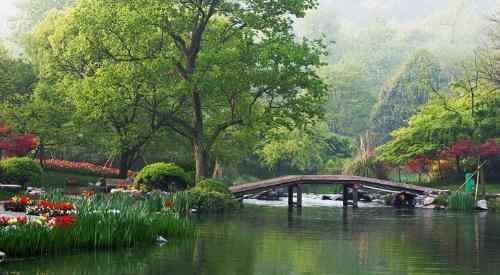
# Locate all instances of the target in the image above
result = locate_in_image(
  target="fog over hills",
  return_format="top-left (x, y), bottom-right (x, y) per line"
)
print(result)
top-left (0, 0), bottom-right (18, 38)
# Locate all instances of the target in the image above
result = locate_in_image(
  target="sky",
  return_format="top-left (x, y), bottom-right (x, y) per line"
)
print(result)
top-left (0, 0), bottom-right (498, 38)
top-left (0, 0), bottom-right (18, 38)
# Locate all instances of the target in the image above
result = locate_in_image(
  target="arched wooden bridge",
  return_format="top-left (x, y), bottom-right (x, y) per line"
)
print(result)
top-left (230, 175), bottom-right (446, 208)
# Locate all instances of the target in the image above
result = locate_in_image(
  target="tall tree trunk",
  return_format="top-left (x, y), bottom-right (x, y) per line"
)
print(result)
top-left (119, 151), bottom-right (131, 179)
top-left (193, 139), bottom-right (208, 183)
top-left (192, 89), bottom-right (208, 183)
top-left (212, 158), bottom-right (222, 179)
top-left (455, 156), bottom-right (462, 175)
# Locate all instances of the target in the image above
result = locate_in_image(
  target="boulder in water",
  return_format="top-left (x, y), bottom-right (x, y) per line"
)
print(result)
top-left (256, 191), bottom-right (280, 201)
top-left (477, 200), bottom-right (488, 210)
top-left (423, 196), bottom-right (435, 206)
top-left (0, 251), bottom-right (5, 263)
top-left (322, 195), bottom-right (333, 201)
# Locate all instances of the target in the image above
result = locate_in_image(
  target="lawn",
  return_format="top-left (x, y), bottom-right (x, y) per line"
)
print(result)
top-left (40, 169), bottom-right (100, 188)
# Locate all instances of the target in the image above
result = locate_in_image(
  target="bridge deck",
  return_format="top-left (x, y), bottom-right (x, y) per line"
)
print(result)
top-left (230, 175), bottom-right (445, 197)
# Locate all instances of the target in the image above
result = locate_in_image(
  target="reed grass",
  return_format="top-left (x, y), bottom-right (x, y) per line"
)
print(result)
top-left (0, 192), bottom-right (195, 258)
top-left (448, 192), bottom-right (475, 211)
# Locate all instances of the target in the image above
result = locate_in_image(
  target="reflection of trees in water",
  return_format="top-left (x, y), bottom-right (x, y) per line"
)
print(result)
top-left (5, 209), bottom-right (500, 274)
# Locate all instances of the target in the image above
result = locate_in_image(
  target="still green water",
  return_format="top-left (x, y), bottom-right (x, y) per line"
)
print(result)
top-left (3, 206), bottom-right (500, 275)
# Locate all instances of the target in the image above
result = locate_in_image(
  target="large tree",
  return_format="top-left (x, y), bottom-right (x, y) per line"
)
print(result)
top-left (28, 0), bottom-right (326, 182)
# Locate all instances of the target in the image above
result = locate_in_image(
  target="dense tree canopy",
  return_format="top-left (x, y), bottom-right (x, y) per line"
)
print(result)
top-left (25, 0), bottom-right (327, 181)
top-left (371, 50), bottom-right (448, 144)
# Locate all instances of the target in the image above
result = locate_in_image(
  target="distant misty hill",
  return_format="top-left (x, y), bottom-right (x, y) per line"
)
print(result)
top-left (318, 0), bottom-right (496, 26)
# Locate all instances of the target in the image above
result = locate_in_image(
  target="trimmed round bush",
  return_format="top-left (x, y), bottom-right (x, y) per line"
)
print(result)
top-left (134, 162), bottom-right (190, 192)
top-left (193, 179), bottom-right (230, 194)
top-left (0, 157), bottom-right (43, 187)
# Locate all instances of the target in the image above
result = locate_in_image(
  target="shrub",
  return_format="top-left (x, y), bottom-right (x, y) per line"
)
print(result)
top-left (344, 156), bottom-right (388, 179)
top-left (134, 163), bottom-right (190, 192)
top-left (193, 179), bottom-right (231, 194)
top-left (433, 194), bottom-right (448, 206)
top-left (0, 157), bottom-right (43, 187)
top-left (174, 179), bottom-right (239, 213)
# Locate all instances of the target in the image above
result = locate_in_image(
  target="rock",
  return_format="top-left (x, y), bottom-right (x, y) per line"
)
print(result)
top-left (335, 190), bottom-right (373, 202)
top-left (256, 191), bottom-right (280, 201)
top-left (156, 236), bottom-right (168, 245)
top-left (322, 195), bottom-right (333, 200)
top-left (0, 251), bottom-right (5, 263)
top-left (477, 200), bottom-right (488, 210)
top-left (27, 187), bottom-right (46, 198)
top-left (372, 199), bottom-right (385, 205)
top-left (423, 197), bottom-right (435, 206)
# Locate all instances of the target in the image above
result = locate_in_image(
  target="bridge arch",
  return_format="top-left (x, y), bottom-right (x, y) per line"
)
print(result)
top-left (229, 175), bottom-right (445, 208)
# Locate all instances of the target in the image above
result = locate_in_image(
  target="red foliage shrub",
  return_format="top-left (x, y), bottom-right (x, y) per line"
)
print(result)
top-left (479, 139), bottom-right (500, 157)
top-left (0, 123), bottom-right (38, 157)
top-left (406, 155), bottom-right (432, 173)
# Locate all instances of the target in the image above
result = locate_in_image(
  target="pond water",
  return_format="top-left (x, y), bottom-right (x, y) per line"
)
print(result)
top-left (3, 205), bottom-right (500, 275)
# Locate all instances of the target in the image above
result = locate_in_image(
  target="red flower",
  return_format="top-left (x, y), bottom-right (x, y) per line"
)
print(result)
top-left (16, 216), bottom-right (28, 224)
top-left (50, 215), bottom-right (75, 227)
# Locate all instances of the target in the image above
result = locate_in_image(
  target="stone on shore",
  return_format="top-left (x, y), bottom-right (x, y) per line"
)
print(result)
top-left (477, 200), bottom-right (488, 210)
top-left (0, 251), bottom-right (5, 263)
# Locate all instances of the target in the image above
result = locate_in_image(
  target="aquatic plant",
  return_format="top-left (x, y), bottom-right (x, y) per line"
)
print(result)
top-left (173, 189), bottom-right (239, 213)
top-left (448, 192), bottom-right (474, 211)
top-left (0, 192), bottom-right (195, 258)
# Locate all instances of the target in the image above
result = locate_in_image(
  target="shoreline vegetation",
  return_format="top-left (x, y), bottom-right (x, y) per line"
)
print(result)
top-left (0, 158), bottom-right (241, 261)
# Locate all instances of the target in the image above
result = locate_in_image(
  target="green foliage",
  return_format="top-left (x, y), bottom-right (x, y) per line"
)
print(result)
top-left (371, 50), bottom-right (447, 144)
top-left (344, 156), bottom-right (388, 179)
top-left (192, 179), bottom-right (231, 195)
top-left (173, 190), bottom-right (239, 213)
top-left (321, 59), bottom-right (376, 137)
top-left (0, 192), bottom-right (195, 258)
top-left (0, 157), bottom-right (43, 186)
top-left (134, 163), bottom-right (190, 192)
top-left (26, 0), bottom-right (327, 182)
top-left (448, 192), bottom-right (474, 211)
top-left (378, 80), bottom-right (499, 166)
top-left (433, 194), bottom-right (448, 206)
top-left (0, 45), bottom-right (36, 102)
top-left (257, 124), bottom-right (352, 173)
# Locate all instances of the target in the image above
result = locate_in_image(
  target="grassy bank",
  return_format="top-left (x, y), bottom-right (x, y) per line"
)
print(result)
top-left (40, 169), bottom-right (100, 188)
top-left (0, 192), bottom-right (195, 258)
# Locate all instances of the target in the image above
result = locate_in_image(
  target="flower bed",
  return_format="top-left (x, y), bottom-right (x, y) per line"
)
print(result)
top-left (4, 195), bottom-right (32, 212)
top-left (44, 159), bottom-right (136, 178)
top-left (26, 199), bottom-right (76, 217)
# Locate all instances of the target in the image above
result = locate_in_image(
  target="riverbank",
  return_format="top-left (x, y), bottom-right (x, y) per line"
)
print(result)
top-left (0, 192), bottom-right (195, 260)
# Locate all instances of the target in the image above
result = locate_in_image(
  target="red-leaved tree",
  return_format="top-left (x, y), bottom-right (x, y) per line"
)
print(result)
top-left (0, 123), bottom-right (38, 158)
top-left (406, 155), bottom-right (432, 183)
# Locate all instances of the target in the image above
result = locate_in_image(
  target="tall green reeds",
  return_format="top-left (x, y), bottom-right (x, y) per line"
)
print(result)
top-left (448, 192), bottom-right (475, 211)
top-left (0, 192), bottom-right (195, 258)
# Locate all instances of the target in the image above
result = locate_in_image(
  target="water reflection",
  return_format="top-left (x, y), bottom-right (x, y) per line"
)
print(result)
top-left (4, 207), bottom-right (500, 275)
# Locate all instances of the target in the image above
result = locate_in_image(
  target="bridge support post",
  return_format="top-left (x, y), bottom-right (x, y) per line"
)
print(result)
top-left (296, 184), bottom-right (302, 208)
top-left (352, 184), bottom-right (359, 209)
top-left (288, 186), bottom-right (294, 209)
top-left (342, 185), bottom-right (349, 208)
